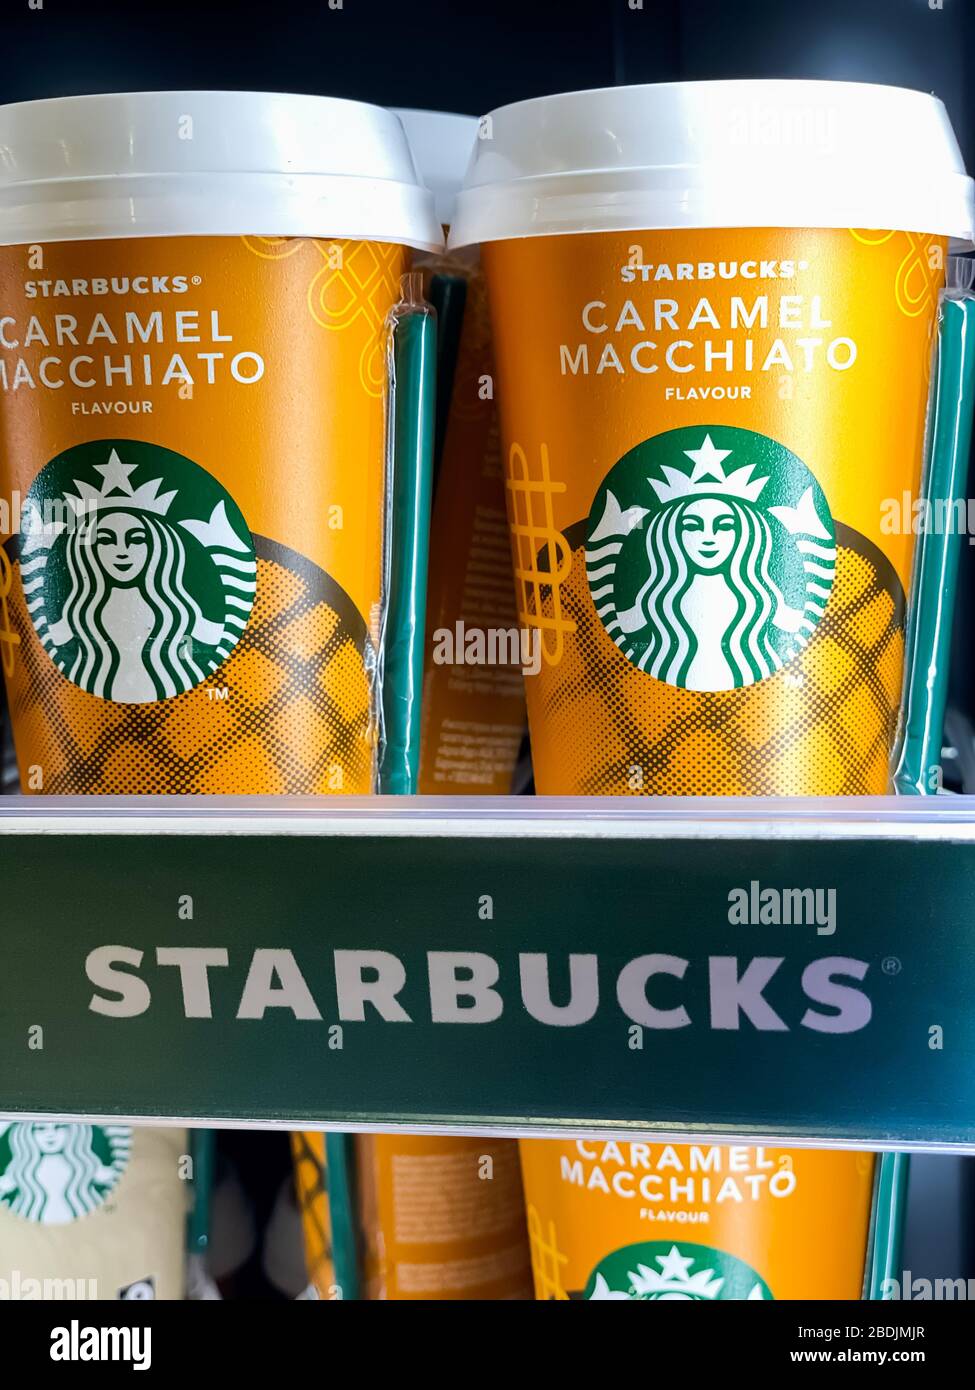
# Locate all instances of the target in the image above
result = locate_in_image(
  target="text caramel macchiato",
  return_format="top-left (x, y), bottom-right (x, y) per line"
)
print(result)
top-left (0, 91), bottom-right (440, 793)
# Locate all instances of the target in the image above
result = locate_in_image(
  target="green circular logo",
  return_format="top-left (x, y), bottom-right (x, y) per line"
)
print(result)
top-left (586, 426), bottom-right (835, 690)
top-left (585, 1240), bottom-right (773, 1301)
top-left (21, 439), bottom-right (256, 702)
top-left (0, 1122), bottom-right (131, 1224)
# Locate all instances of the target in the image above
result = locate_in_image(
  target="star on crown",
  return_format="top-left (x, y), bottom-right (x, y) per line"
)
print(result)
top-left (628, 1245), bottom-right (726, 1300)
top-left (64, 449), bottom-right (177, 519)
top-left (649, 433), bottom-right (769, 505)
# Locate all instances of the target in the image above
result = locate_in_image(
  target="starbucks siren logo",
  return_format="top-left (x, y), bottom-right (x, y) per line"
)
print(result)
top-left (20, 439), bottom-right (256, 702)
top-left (586, 426), bottom-right (835, 690)
top-left (585, 1241), bottom-right (773, 1301)
top-left (0, 1122), bottom-right (131, 1224)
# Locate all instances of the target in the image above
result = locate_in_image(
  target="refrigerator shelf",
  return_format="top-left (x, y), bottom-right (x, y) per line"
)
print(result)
top-left (1, 793), bottom-right (973, 1151)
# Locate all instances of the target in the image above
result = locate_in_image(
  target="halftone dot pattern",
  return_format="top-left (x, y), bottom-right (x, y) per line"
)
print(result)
top-left (526, 521), bottom-right (904, 797)
top-left (278, 604), bottom-right (340, 664)
top-left (3, 535), bottom-right (376, 795)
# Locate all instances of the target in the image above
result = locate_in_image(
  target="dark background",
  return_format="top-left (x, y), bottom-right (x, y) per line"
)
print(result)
top-left (3, 0), bottom-right (973, 165)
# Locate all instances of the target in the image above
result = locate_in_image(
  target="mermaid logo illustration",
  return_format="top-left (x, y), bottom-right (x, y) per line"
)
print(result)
top-left (585, 1241), bottom-right (772, 1301)
top-left (20, 440), bottom-right (256, 702)
top-left (586, 427), bottom-right (835, 690)
top-left (0, 1122), bottom-right (131, 1224)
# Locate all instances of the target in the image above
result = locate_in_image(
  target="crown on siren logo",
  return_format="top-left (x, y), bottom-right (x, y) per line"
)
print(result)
top-left (586, 1240), bottom-right (772, 1301)
top-left (648, 433), bottom-right (770, 504)
top-left (61, 449), bottom-right (179, 520)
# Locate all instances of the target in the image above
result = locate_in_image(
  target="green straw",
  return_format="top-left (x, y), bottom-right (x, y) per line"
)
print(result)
top-left (895, 268), bottom-right (975, 794)
top-left (378, 275), bottom-right (437, 796)
top-left (186, 1127), bottom-right (215, 1256)
top-left (865, 1152), bottom-right (910, 1300)
top-left (184, 1128), bottom-right (218, 1298)
top-left (324, 1132), bottom-right (362, 1302)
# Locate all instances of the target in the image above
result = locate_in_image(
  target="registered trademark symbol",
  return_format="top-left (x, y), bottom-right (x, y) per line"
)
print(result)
top-left (191, 275), bottom-right (202, 285)
top-left (881, 956), bottom-right (902, 976)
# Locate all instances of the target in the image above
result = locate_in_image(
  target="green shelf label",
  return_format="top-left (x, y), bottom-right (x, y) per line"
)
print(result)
top-left (0, 801), bottom-right (972, 1147)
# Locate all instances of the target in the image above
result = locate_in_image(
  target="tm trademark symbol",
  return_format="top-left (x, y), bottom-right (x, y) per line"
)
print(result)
top-left (881, 956), bottom-right (902, 976)
top-left (207, 687), bottom-right (229, 702)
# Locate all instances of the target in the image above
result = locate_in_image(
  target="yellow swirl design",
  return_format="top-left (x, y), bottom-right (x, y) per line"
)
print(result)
top-left (241, 235), bottom-right (404, 396)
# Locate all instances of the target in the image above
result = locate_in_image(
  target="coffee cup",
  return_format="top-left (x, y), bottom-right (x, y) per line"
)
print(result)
top-left (0, 90), bottom-right (440, 794)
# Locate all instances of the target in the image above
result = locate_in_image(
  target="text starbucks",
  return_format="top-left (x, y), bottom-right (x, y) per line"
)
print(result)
top-left (85, 947), bottom-right (872, 1033)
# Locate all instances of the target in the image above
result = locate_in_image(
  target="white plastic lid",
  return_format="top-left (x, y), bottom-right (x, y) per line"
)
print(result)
top-left (393, 108), bottom-right (479, 226)
top-left (450, 79), bottom-right (975, 247)
top-left (0, 90), bottom-right (443, 251)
